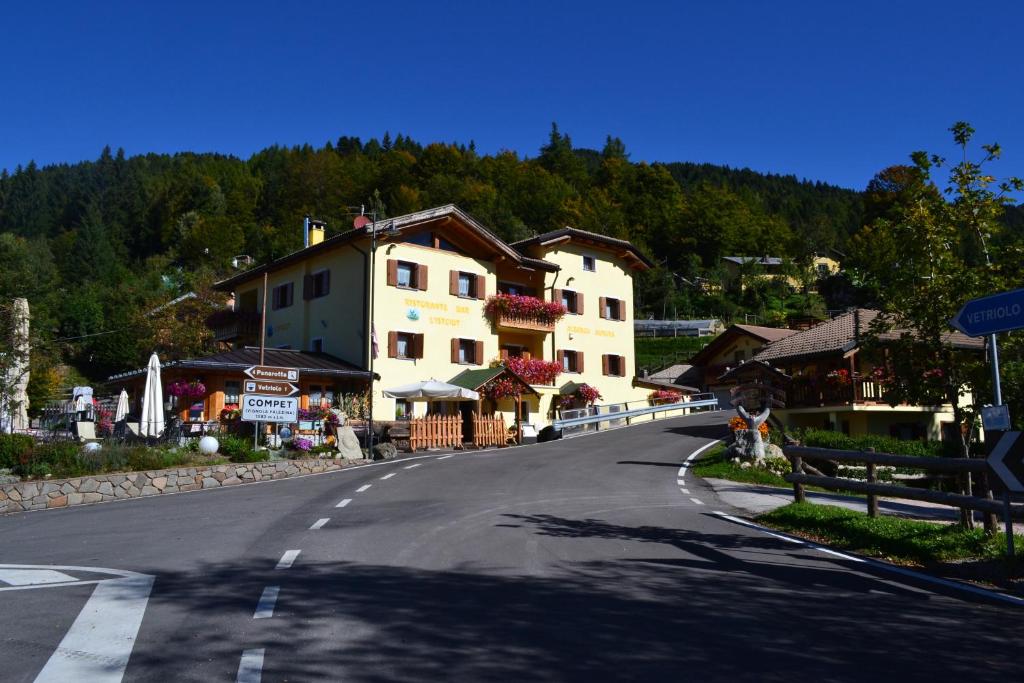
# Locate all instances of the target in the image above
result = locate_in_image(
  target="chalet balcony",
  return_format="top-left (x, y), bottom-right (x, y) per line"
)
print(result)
top-left (485, 294), bottom-right (566, 335)
top-left (785, 377), bottom-right (887, 409)
top-left (206, 309), bottom-right (261, 344)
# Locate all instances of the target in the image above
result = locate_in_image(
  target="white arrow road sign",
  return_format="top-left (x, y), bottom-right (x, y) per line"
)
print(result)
top-left (0, 564), bottom-right (154, 682)
top-left (987, 431), bottom-right (1024, 493)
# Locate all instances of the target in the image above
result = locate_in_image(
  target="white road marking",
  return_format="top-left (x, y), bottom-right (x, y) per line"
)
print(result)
top-left (276, 550), bottom-right (301, 569)
top-left (335, 498), bottom-right (352, 508)
top-left (404, 463), bottom-right (423, 469)
top-left (686, 439), bottom-right (722, 462)
top-left (356, 484), bottom-right (372, 493)
top-left (253, 586), bottom-right (280, 619)
top-left (310, 518), bottom-right (329, 530)
top-left (710, 511), bottom-right (1024, 607)
top-left (437, 454), bottom-right (455, 460)
top-left (0, 568), bottom-right (77, 586)
top-left (690, 497), bottom-right (705, 506)
top-left (34, 573), bottom-right (155, 682)
top-left (676, 478), bottom-right (686, 486)
top-left (380, 472), bottom-right (396, 480)
top-left (680, 488), bottom-right (690, 494)
top-left (236, 648), bottom-right (265, 683)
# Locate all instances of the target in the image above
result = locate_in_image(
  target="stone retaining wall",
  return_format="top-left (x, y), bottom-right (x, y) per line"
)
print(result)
top-left (0, 457), bottom-right (368, 514)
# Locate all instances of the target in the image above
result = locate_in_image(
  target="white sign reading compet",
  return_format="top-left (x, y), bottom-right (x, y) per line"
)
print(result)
top-left (241, 394), bottom-right (299, 423)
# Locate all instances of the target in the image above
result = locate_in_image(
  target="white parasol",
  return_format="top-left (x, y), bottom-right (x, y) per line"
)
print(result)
top-left (383, 379), bottom-right (479, 402)
top-left (139, 353), bottom-right (164, 437)
top-left (114, 388), bottom-right (130, 422)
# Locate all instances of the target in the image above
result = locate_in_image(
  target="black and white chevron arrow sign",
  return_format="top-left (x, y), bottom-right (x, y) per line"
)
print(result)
top-left (988, 431), bottom-right (1024, 493)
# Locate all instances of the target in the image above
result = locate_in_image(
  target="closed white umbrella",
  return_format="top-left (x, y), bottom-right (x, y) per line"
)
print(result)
top-left (8, 298), bottom-right (30, 432)
top-left (114, 389), bottom-right (130, 422)
top-left (383, 379), bottom-right (479, 402)
top-left (139, 353), bottom-right (164, 437)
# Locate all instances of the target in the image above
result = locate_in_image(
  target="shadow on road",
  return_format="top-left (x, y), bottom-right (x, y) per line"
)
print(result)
top-left (662, 423), bottom-right (729, 440)
top-left (128, 514), bottom-right (1023, 682)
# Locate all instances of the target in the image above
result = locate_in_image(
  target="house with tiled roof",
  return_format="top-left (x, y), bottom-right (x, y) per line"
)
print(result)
top-left (750, 309), bottom-right (984, 440)
top-left (721, 254), bottom-right (840, 292)
top-left (687, 323), bottom-right (799, 405)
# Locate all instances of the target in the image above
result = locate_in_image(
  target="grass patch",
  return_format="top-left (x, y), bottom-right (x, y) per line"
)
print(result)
top-left (759, 502), bottom-right (1023, 566)
top-left (691, 442), bottom-right (789, 487)
top-left (635, 335), bottom-right (712, 372)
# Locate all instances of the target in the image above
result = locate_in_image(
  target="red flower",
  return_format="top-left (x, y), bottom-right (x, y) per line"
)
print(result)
top-left (484, 294), bottom-right (567, 325)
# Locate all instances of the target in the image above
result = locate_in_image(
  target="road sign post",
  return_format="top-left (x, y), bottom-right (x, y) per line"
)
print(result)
top-left (241, 395), bottom-right (299, 423)
top-left (987, 431), bottom-right (1024, 558)
top-left (243, 380), bottom-right (299, 397)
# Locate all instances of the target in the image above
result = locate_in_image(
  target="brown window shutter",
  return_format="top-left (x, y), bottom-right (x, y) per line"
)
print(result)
top-left (476, 274), bottom-right (486, 299)
top-left (474, 340), bottom-right (484, 365)
top-left (552, 289), bottom-right (562, 305)
top-left (556, 350), bottom-right (564, 367)
top-left (412, 333), bottom-right (425, 359)
top-left (451, 338), bottom-right (460, 363)
top-left (449, 270), bottom-right (459, 296)
top-left (386, 260), bottom-right (398, 287)
top-left (602, 354), bottom-right (610, 376)
top-left (302, 274), bottom-right (314, 300)
top-left (599, 296), bottom-right (607, 319)
top-left (618, 299), bottom-right (626, 321)
top-left (577, 352), bottom-right (585, 373)
top-left (271, 288), bottom-right (278, 310)
top-left (388, 331), bottom-right (398, 358)
top-left (619, 355), bottom-right (627, 376)
top-left (577, 292), bottom-right (584, 315)
top-left (500, 348), bottom-right (510, 360)
top-left (418, 264), bottom-right (429, 290)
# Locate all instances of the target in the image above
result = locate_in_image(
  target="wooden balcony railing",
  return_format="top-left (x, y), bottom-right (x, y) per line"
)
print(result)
top-left (494, 311), bottom-right (555, 334)
top-left (785, 378), bottom-right (888, 408)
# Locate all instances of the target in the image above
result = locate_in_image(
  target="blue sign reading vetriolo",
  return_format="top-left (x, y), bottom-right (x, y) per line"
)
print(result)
top-left (951, 288), bottom-right (1024, 337)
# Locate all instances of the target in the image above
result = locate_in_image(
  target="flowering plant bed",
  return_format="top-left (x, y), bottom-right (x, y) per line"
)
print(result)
top-left (729, 415), bottom-right (769, 437)
top-left (648, 389), bottom-right (683, 404)
top-left (484, 294), bottom-right (566, 326)
top-left (483, 377), bottom-right (523, 400)
top-left (825, 369), bottom-right (851, 386)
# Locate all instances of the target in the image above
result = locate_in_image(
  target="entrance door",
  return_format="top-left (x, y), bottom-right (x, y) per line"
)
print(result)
top-left (460, 403), bottom-right (475, 443)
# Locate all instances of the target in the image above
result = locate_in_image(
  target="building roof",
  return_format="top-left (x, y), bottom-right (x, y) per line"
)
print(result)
top-left (633, 377), bottom-right (701, 394)
top-left (214, 204), bottom-right (559, 292)
top-left (688, 324), bottom-right (798, 367)
top-left (107, 347), bottom-right (376, 382)
top-left (512, 227), bottom-right (654, 269)
top-left (722, 256), bottom-right (784, 266)
top-left (717, 359), bottom-right (791, 383)
top-left (448, 366), bottom-right (540, 396)
top-left (752, 309), bottom-right (984, 364)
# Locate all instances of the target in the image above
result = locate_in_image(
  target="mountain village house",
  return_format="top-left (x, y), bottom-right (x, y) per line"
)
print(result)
top-left (110, 205), bottom-right (656, 445)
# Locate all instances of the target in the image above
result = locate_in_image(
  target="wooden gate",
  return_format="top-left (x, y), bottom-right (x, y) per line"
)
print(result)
top-left (472, 414), bottom-right (508, 448)
top-left (408, 415), bottom-right (462, 451)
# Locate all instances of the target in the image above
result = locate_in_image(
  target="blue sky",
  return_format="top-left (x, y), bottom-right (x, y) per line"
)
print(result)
top-left (1, 1), bottom-right (1021, 190)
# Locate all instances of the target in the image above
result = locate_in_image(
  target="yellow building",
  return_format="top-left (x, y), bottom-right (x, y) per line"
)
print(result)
top-left (721, 254), bottom-right (840, 292)
top-left (211, 205), bottom-right (654, 435)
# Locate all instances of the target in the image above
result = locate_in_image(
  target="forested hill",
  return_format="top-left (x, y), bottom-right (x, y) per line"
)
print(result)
top-left (0, 125), bottom-right (868, 385)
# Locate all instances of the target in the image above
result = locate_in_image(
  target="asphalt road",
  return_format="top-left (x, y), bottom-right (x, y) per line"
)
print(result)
top-left (2, 413), bottom-right (1023, 682)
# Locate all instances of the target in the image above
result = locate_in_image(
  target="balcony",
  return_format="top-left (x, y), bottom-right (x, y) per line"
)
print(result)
top-left (485, 294), bottom-right (565, 335)
top-left (206, 309), bottom-right (261, 344)
top-left (786, 377), bottom-right (887, 409)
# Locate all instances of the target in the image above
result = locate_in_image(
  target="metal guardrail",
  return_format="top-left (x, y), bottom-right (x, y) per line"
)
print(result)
top-left (552, 393), bottom-right (720, 431)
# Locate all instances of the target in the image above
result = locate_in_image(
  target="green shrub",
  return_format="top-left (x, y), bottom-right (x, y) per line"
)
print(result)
top-left (796, 429), bottom-right (948, 457)
top-left (0, 433), bottom-right (35, 470)
top-left (20, 441), bottom-right (87, 479)
top-left (216, 434), bottom-right (262, 462)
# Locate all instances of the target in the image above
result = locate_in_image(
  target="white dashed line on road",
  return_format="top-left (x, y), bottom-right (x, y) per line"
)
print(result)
top-left (236, 649), bottom-right (265, 683)
top-left (310, 518), bottom-right (329, 530)
top-left (690, 497), bottom-right (704, 506)
top-left (335, 498), bottom-right (352, 508)
top-left (680, 488), bottom-right (689, 494)
top-left (275, 550), bottom-right (301, 569)
top-left (356, 484), bottom-right (372, 493)
top-left (404, 463), bottom-right (423, 469)
top-left (437, 454), bottom-right (455, 460)
top-left (380, 473), bottom-right (396, 480)
top-left (253, 586), bottom-right (280, 619)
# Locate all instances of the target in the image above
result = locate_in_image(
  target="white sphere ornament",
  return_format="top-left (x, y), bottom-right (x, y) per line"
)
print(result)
top-left (198, 436), bottom-right (220, 455)
top-left (83, 442), bottom-right (102, 453)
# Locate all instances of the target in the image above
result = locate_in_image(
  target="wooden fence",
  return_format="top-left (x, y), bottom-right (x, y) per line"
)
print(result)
top-left (408, 415), bottom-right (462, 452)
top-left (783, 445), bottom-right (1024, 548)
top-left (472, 414), bottom-right (508, 448)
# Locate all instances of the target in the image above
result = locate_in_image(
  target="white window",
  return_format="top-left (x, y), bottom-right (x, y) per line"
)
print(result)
top-left (583, 255), bottom-right (596, 272)
top-left (272, 282), bottom-right (294, 310)
top-left (397, 262), bottom-right (415, 288)
top-left (458, 272), bottom-right (474, 297)
top-left (311, 270), bottom-right (330, 298)
top-left (396, 333), bottom-right (412, 358)
top-left (224, 381), bottom-right (241, 404)
top-left (562, 290), bottom-right (579, 314)
top-left (395, 399), bottom-right (411, 420)
top-left (562, 351), bottom-right (579, 373)
top-left (458, 339), bottom-right (476, 364)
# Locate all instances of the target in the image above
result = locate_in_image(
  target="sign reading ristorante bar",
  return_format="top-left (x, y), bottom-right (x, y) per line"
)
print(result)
top-left (241, 394), bottom-right (299, 423)
top-left (244, 365), bottom-right (300, 382)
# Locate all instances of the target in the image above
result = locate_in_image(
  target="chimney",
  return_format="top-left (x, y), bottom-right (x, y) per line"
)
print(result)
top-left (308, 219), bottom-right (326, 246)
top-left (854, 309), bottom-right (861, 345)
top-left (303, 215), bottom-right (310, 248)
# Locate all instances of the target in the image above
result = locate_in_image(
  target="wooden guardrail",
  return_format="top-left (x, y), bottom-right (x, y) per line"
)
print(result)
top-left (783, 445), bottom-right (1024, 521)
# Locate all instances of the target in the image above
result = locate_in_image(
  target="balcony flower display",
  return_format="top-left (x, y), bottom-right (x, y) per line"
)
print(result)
top-left (484, 294), bottom-right (567, 326)
top-left (483, 377), bottom-right (522, 400)
top-left (648, 389), bottom-right (683, 404)
top-left (220, 404), bottom-right (240, 421)
top-left (825, 369), bottom-right (851, 386)
top-left (729, 415), bottom-right (769, 437)
top-left (168, 380), bottom-right (207, 400)
top-left (496, 356), bottom-right (563, 385)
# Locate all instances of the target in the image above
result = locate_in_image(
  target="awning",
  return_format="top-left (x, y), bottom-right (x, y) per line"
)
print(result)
top-left (383, 379), bottom-right (479, 402)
